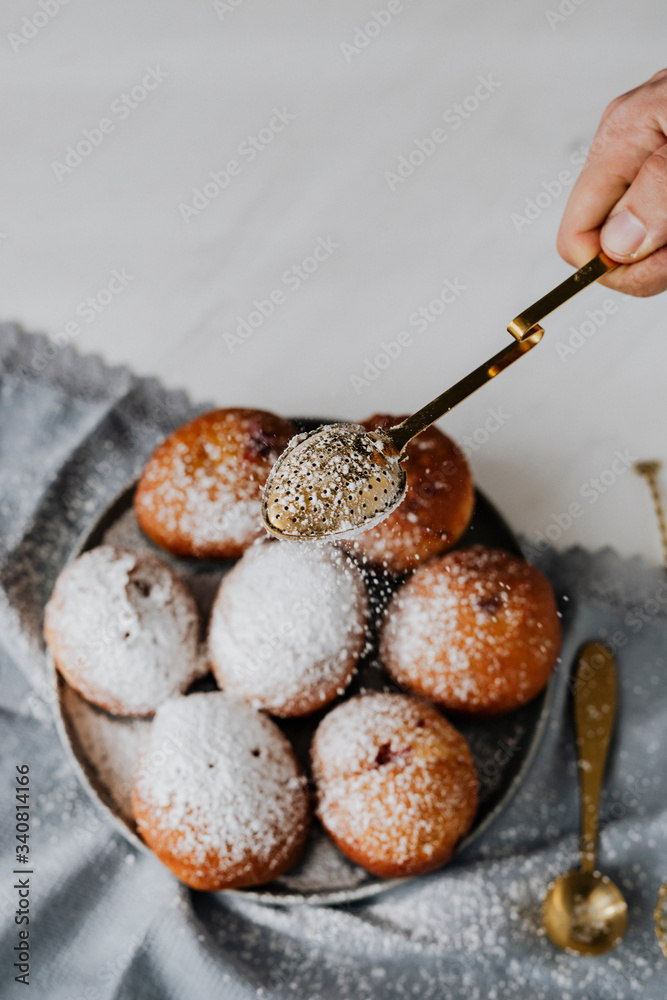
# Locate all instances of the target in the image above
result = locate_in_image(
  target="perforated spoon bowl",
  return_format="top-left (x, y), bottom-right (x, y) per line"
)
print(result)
top-left (262, 252), bottom-right (616, 541)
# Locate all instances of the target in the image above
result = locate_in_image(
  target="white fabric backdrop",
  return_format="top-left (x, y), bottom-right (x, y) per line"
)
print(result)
top-left (1, 0), bottom-right (665, 559)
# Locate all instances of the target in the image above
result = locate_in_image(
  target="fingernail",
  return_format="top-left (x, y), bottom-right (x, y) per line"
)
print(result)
top-left (601, 209), bottom-right (647, 257)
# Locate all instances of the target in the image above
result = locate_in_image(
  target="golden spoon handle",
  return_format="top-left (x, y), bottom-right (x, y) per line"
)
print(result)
top-left (386, 327), bottom-right (543, 454)
top-left (574, 642), bottom-right (617, 874)
top-left (508, 251), bottom-right (618, 342)
top-left (634, 461), bottom-right (667, 569)
top-left (386, 252), bottom-right (617, 456)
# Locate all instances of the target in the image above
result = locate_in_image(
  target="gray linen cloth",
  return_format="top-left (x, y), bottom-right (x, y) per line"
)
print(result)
top-left (0, 324), bottom-right (666, 1000)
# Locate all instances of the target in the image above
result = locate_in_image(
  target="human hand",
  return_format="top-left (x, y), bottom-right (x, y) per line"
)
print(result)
top-left (558, 69), bottom-right (667, 297)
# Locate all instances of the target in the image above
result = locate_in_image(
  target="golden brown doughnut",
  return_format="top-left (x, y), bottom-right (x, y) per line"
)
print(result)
top-left (343, 414), bottom-right (474, 574)
top-left (311, 692), bottom-right (478, 878)
top-left (134, 407), bottom-right (296, 559)
top-left (381, 545), bottom-right (561, 716)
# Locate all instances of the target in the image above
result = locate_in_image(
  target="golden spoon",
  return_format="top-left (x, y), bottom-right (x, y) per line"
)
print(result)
top-left (634, 460), bottom-right (667, 961)
top-left (542, 642), bottom-right (628, 955)
top-left (262, 252), bottom-right (616, 541)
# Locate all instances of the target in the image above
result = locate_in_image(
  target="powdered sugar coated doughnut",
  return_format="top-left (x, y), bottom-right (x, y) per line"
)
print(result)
top-left (311, 692), bottom-right (478, 878)
top-left (44, 545), bottom-right (202, 716)
top-left (132, 692), bottom-right (310, 890)
top-left (134, 407), bottom-right (296, 560)
top-left (208, 540), bottom-right (368, 717)
top-left (381, 546), bottom-right (561, 716)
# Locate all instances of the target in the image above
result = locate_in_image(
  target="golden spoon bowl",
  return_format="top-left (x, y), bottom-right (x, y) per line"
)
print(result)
top-left (543, 869), bottom-right (628, 956)
top-left (261, 423), bottom-right (405, 539)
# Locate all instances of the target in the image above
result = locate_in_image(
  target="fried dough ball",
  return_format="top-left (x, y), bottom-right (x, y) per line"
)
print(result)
top-left (208, 540), bottom-right (367, 717)
top-left (134, 408), bottom-right (296, 559)
top-left (311, 692), bottom-right (478, 878)
top-left (132, 693), bottom-right (311, 890)
top-left (43, 546), bottom-right (202, 716)
top-left (343, 414), bottom-right (474, 574)
top-left (381, 546), bottom-right (561, 716)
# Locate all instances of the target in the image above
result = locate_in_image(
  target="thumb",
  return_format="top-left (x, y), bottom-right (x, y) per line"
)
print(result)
top-left (600, 142), bottom-right (667, 261)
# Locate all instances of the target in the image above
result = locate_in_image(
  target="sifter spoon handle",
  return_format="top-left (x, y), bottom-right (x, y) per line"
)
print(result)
top-left (386, 327), bottom-right (543, 454)
top-left (385, 251), bottom-right (618, 456)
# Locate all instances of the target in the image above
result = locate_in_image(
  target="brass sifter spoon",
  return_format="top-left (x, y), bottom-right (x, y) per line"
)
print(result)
top-left (542, 642), bottom-right (628, 955)
top-left (262, 252), bottom-right (616, 540)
